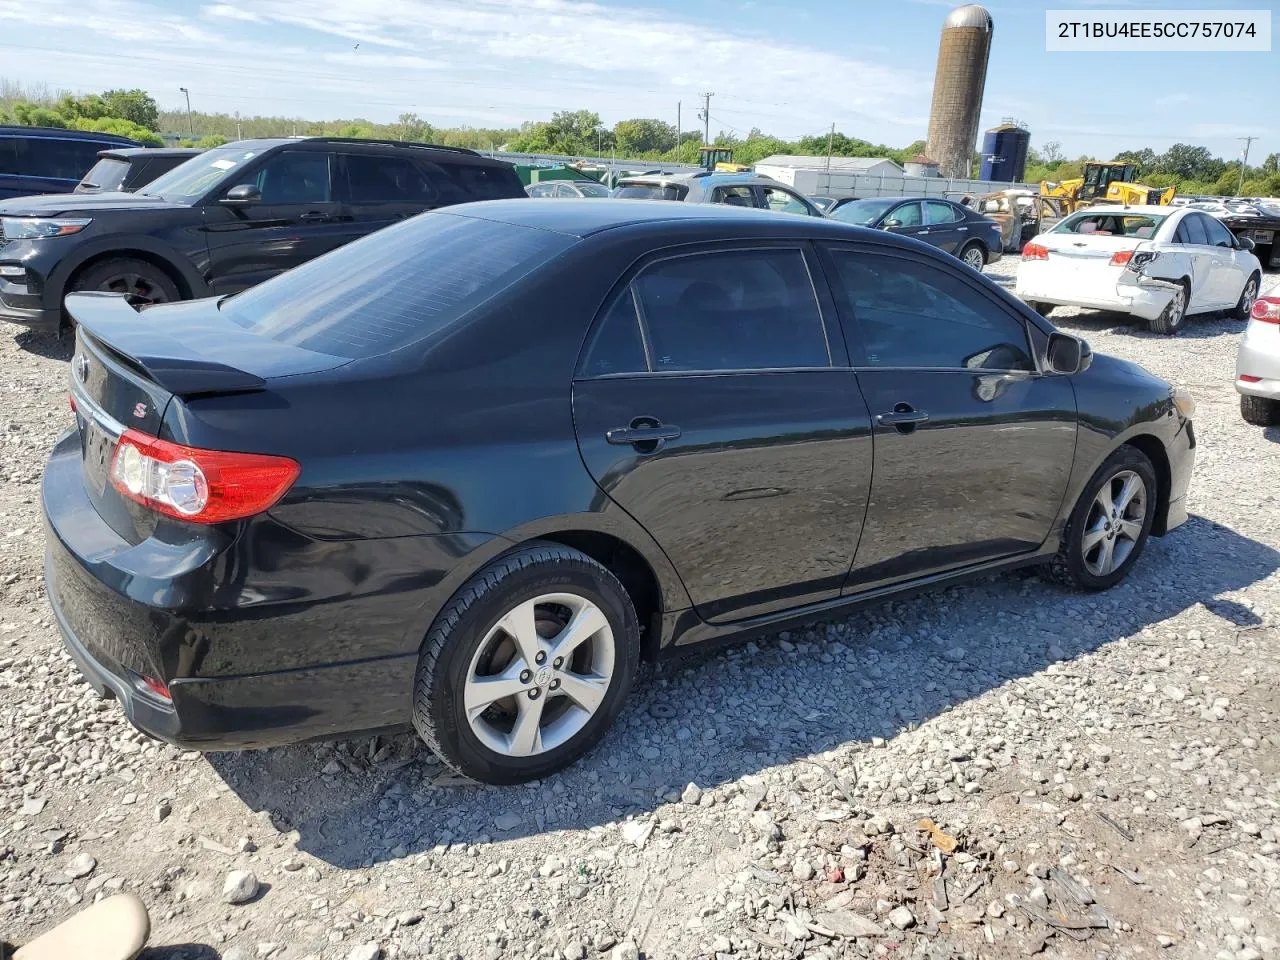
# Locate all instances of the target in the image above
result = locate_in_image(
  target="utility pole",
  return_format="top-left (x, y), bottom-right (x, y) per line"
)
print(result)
top-left (676, 101), bottom-right (681, 159)
top-left (178, 87), bottom-right (193, 138)
top-left (1237, 136), bottom-right (1258, 196)
top-left (234, 111), bottom-right (242, 141)
top-left (825, 122), bottom-right (835, 174)
top-left (698, 92), bottom-right (713, 146)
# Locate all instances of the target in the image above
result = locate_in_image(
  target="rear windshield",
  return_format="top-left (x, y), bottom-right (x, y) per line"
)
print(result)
top-left (1052, 212), bottom-right (1166, 238)
top-left (219, 212), bottom-right (576, 359)
top-left (77, 157), bottom-right (129, 192)
top-left (830, 198), bottom-right (896, 226)
top-left (614, 183), bottom-right (688, 201)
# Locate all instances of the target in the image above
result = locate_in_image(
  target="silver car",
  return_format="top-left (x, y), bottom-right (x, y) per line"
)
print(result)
top-left (1237, 294), bottom-right (1280, 426)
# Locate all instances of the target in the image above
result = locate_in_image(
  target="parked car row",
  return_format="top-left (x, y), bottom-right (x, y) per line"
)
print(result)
top-left (1, 125), bottom-right (144, 199)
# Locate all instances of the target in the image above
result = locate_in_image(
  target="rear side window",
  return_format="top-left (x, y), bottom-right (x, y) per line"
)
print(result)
top-left (712, 185), bottom-right (755, 208)
top-left (0, 136), bottom-right (110, 181)
top-left (614, 183), bottom-right (688, 201)
top-left (343, 154), bottom-right (437, 203)
top-left (829, 250), bottom-right (1033, 371)
top-left (926, 201), bottom-right (962, 224)
top-left (631, 249), bottom-right (829, 372)
top-left (579, 292), bottom-right (647, 377)
top-left (220, 213), bottom-right (575, 359)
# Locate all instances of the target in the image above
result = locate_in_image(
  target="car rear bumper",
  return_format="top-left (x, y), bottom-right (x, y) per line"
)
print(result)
top-left (1236, 323), bottom-right (1280, 397)
top-left (1016, 264), bottom-right (1172, 321)
top-left (42, 430), bottom-right (419, 749)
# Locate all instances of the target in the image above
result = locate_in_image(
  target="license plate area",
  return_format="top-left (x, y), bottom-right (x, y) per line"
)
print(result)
top-left (81, 418), bottom-right (116, 497)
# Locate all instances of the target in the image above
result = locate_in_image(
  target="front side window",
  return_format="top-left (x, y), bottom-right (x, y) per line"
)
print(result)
top-left (829, 250), bottom-right (1033, 371)
top-left (760, 186), bottom-right (814, 216)
top-left (254, 151), bottom-right (332, 204)
top-left (1200, 215), bottom-right (1236, 248)
top-left (887, 202), bottom-right (923, 228)
top-left (631, 249), bottom-right (829, 372)
top-left (1175, 214), bottom-right (1208, 245)
top-left (343, 154), bottom-right (436, 204)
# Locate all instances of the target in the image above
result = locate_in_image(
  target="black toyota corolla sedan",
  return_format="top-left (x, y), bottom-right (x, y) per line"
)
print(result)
top-left (44, 199), bottom-right (1196, 784)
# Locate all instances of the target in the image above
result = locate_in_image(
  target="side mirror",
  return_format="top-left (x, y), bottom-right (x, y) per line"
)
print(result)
top-left (1047, 331), bottom-right (1092, 375)
top-left (1238, 236), bottom-right (1256, 252)
top-left (220, 184), bottom-right (262, 206)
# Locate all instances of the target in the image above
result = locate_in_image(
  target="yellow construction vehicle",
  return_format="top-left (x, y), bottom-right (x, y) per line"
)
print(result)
top-left (699, 147), bottom-right (749, 173)
top-left (1040, 161), bottom-right (1175, 212)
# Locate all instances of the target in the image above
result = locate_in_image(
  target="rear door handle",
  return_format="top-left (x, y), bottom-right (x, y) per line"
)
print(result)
top-left (877, 404), bottom-right (929, 433)
top-left (916, 230), bottom-right (930, 235)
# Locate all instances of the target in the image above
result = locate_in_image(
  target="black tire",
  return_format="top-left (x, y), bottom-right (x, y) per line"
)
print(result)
top-left (1231, 272), bottom-right (1261, 322)
top-left (412, 542), bottom-right (640, 784)
top-left (70, 257), bottom-right (181, 308)
top-left (1241, 394), bottom-right (1280, 427)
top-left (1147, 282), bottom-right (1188, 335)
top-left (959, 241), bottom-right (986, 272)
top-left (1040, 445), bottom-right (1158, 591)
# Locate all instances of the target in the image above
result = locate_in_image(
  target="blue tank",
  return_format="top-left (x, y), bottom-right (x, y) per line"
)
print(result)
top-left (980, 123), bottom-right (1030, 182)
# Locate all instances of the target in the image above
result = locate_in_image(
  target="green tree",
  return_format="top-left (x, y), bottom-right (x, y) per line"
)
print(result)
top-left (1156, 142), bottom-right (1221, 181)
top-left (1262, 153), bottom-right (1279, 175)
top-left (612, 118), bottom-right (676, 156)
top-left (391, 112), bottom-right (433, 143)
top-left (12, 102), bottom-right (66, 127)
top-left (100, 89), bottom-right (160, 131)
top-left (1114, 147), bottom-right (1157, 175)
top-left (1040, 140), bottom-right (1065, 164)
top-left (195, 134), bottom-right (228, 148)
top-left (69, 116), bottom-right (163, 145)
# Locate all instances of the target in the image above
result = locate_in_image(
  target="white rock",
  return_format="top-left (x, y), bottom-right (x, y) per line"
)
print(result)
top-left (65, 853), bottom-right (97, 879)
top-left (223, 870), bottom-right (260, 905)
top-left (681, 782), bottom-right (703, 805)
top-left (888, 906), bottom-right (915, 930)
top-left (347, 944), bottom-right (381, 960)
top-left (610, 941), bottom-right (639, 960)
top-left (792, 858), bottom-right (815, 881)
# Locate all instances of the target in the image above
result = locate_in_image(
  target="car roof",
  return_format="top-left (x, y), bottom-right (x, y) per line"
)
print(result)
top-left (444, 197), bottom-right (909, 241)
top-left (98, 147), bottom-right (204, 160)
top-left (215, 136), bottom-right (490, 160)
top-left (0, 125), bottom-right (138, 144)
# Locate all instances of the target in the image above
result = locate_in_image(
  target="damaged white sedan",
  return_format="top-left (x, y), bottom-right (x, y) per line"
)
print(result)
top-left (1016, 205), bottom-right (1261, 335)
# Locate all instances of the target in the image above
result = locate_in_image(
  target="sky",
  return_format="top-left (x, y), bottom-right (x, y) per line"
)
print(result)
top-left (0, 0), bottom-right (1273, 162)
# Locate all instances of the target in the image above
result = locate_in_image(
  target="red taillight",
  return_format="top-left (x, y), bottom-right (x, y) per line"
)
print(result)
top-left (109, 429), bottom-right (299, 524)
top-left (69, 394), bottom-right (77, 414)
top-left (141, 675), bottom-right (171, 700)
top-left (1110, 250), bottom-right (1134, 266)
top-left (1240, 375), bottom-right (1262, 383)
top-left (1251, 297), bottom-right (1280, 324)
top-left (1022, 242), bottom-right (1048, 260)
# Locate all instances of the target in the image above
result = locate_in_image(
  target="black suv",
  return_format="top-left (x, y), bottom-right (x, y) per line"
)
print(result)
top-left (0, 137), bottom-right (525, 334)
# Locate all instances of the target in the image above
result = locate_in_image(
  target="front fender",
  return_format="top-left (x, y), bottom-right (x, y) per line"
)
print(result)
top-left (45, 233), bottom-right (210, 309)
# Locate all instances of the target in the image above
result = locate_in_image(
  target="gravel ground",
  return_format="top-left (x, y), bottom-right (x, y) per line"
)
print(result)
top-left (2, 261), bottom-right (1279, 960)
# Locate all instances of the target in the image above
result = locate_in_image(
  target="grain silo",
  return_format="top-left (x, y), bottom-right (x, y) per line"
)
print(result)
top-left (925, 4), bottom-right (994, 180)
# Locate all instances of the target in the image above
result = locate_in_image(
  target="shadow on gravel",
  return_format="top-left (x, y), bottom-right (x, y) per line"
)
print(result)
top-left (138, 945), bottom-right (220, 959)
top-left (209, 514), bottom-right (1280, 870)
top-left (1052, 309), bottom-right (1245, 340)
top-left (13, 329), bottom-right (73, 361)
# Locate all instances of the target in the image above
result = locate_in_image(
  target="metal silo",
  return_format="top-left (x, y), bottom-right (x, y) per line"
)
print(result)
top-left (925, 4), bottom-right (994, 180)
top-left (979, 120), bottom-right (1030, 182)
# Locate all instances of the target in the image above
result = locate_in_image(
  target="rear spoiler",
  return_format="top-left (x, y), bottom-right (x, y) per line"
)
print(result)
top-left (65, 292), bottom-right (265, 396)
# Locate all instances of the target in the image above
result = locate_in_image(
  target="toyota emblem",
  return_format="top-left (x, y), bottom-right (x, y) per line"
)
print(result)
top-left (74, 354), bottom-right (89, 384)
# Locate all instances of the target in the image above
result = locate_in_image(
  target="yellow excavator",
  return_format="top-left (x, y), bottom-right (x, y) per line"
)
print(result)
top-left (1040, 161), bottom-right (1176, 212)
top-left (699, 147), bottom-right (750, 173)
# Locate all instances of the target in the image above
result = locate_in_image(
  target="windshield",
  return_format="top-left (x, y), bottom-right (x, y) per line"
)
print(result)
top-left (141, 146), bottom-right (261, 202)
top-left (219, 211), bottom-right (576, 359)
top-left (830, 198), bottom-right (897, 226)
top-left (613, 183), bottom-right (687, 201)
top-left (1052, 211), bottom-right (1167, 238)
top-left (76, 158), bottom-right (128, 193)
top-left (577, 182), bottom-right (611, 197)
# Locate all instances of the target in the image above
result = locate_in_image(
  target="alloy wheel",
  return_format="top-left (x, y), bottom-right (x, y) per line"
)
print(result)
top-left (1165, 289), bottom-right (1186, 329)
top-left (1240, 278), bottom-right (1258, 317)
top-left (100, 272), bottom-right (173, 306)
top-left (962, 246), bottom-right (984, 271)
top-left (463, 593), bottom-right (615, 757)
top-left (1081, 469), bottom-right (1147, 577)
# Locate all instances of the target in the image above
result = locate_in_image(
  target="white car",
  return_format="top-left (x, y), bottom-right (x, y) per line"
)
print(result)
top-left (1237, 294), bottom-right (1280, 426)
top-left (1016, 205), bottom-right (1262, 334)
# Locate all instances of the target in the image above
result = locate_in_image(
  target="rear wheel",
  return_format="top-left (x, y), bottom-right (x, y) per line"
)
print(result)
top-left (1041, 446), bottom-right (1157, 591)
top-left (1147, 283), bottom-right (1187, 335)
top-left (959, 242), bottom-right (986, 272)
top-left (1241, 394), bottom-right (1280, 427)
top-left (412, 543), bottom-right (640, 784)
top-left (1231, 273), bottom-right (1260, 321)
top-left (71, 258), bottom-right (181, 309)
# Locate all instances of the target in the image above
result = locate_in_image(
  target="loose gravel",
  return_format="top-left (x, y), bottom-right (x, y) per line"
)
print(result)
top-left (2, 261), bottom-right (1279, 960)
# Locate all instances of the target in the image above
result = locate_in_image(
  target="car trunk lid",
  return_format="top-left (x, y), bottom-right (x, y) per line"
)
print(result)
top-left (66, 293), bottom-right (348, 544)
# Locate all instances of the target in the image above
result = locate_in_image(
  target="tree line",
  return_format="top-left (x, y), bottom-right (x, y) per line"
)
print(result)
top-left (2, 80), bottom-right (1275, 197)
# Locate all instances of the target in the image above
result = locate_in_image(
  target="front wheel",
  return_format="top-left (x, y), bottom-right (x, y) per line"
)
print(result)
top-left (1232, 273), bottom-right (1260, 322)
top-left (70, 257), bottom-right (180, 308)
top-left (1041, 446), bottom-right (1158, 591)
top-left (412, 543), bottom-right (639, 784)
top-left (959, 242), bottom-right (986, 272)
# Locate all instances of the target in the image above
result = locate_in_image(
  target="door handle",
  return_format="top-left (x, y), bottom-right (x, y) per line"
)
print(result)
top-left (957, 226), bottom-right (968, 231)
top-left (877, 403), bottom-right (929, 434)
top-left (916, 230), bottom-right (930, 235)
top-left (299, 211), bottom-right (329, 222)
top-left (606, 418), bottom-right (681, 452)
